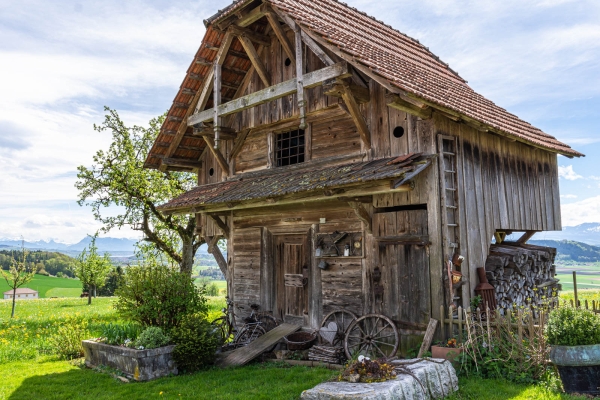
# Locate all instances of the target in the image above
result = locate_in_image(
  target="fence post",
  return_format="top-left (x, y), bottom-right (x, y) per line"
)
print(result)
top-left (573, 271), bottom-right (578, 308)
top-left (458, 306), bottom-right (463, 343)
top-left (517, 308), bottom-right (523, 344)
top-left (440, 305), bottom-right (445, 339)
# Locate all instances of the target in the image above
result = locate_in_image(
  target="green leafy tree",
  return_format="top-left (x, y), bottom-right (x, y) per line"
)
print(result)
top-left (75, 108), bottom-right (203, 274)
top-left (75, 238), bottom-right (112, 305)
top-left (2, 241), bottom-right (36, 318)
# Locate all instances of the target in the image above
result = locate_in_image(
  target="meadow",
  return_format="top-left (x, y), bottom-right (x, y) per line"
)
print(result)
top-left (0, 291), bottom-right (597, 399)
top-left (0, 275), bottom-right (83, 298)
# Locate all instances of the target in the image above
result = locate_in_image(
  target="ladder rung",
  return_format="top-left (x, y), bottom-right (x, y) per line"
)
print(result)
top-left (445, 205), bottom-right (457, 209)
top-left (447, 223), bottom-right (458, 227)
top-left (443, 151), bottom-right (456, 156)
top-left (444, 170), bottom-right (456, 174)
top-left (445, 188), bottom-right (456, 191)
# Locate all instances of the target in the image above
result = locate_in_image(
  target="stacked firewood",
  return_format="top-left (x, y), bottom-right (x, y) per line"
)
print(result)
top-left (485, 242), bottom-right (559, 312)
top-left (308, 345), bottom-right (345, 364)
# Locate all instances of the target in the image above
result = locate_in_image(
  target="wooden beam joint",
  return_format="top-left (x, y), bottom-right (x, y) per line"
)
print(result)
top-left (386, 94), bottom-right (432, 120)
top-left (348, 201), bottom-right (372, 234)
top-left (207, 214), bottom-right (230, 239)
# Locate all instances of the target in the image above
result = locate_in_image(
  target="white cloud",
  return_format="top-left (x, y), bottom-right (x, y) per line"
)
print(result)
top-left (560, 194), bottom-right (578, 199)
top-left (558, 165), bottom-right (583, 180)
top-left (562, 196), bottom-right (600, 226)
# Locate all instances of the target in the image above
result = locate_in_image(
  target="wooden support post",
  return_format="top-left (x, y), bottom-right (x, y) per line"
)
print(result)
top-left (516, 230), bottom-right (538, 244)
top-left (207, 214), bottom-right (230, 239)
top-left (213, 62), bottom-right (222, 149)
top-left (295, 27), bottom-right (306, 129)
top-left (265, 12), bottom-right (295, 64)
top-left (386, 94), bottom-right (432, 120)
top-left (236, 34), bottom-right (271, 87)
top-left (339, 81), bottom-right (370, 149)
top-left (348, 201), bottom-right (372, 234)
top-left (207, 235), bottom-right (227, 277)
top-left (202, 135), bottom-right (230, 176)
top-left (229, 128), bottom-right (251, 162)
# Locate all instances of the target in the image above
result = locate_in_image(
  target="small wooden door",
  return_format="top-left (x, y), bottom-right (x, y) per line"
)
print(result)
top-left (274, 234), bottom-right (308, 325)
top-left (372, 209), bottom-right (430, 327)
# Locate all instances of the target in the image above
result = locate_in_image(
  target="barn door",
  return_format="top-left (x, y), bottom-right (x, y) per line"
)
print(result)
top-left (274, 234), bottom-right (308, 325)
top-left (372, 209), bottom-right (430, 328)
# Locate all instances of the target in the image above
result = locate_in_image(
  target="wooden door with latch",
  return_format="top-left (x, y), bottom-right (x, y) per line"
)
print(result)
top-left (372, 209), bottom-right (431, 330)
top-left (274, 234), bottom-right (309, 325)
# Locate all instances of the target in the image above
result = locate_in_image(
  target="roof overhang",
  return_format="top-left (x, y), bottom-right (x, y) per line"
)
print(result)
top-left (158, 154), bottom-right (434, 215)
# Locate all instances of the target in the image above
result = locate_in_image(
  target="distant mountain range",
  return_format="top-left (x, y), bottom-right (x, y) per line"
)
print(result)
top-left (532, 223), bottom-right (600, 246)
top-left (0, 237), bottom-right (139, 253)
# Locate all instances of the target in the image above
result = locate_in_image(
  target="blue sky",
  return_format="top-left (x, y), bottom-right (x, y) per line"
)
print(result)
top-left (0, 0), bottom-right (598, 242)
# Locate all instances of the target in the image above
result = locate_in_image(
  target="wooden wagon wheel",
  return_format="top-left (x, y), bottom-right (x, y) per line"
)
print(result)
top-left (319, 309), bottom-right (357, 346)
top-left (344, 314), bottom-right (399, 360)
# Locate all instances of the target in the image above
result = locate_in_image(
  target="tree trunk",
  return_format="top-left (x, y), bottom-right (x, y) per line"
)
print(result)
top-left (180, 236), bottom-right (195, 275)
top-left (11, 288), bottom-right (16, 318)
top-left (88, 290), bottom-right (92, 305)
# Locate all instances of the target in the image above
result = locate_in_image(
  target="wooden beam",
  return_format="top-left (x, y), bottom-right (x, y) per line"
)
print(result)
top-left (386, 94), bottom-right (432, 120)
top-left (228, 25), bottom-right (272, 47)
top-left (339, 81), bottom-right (371, 149)
top-left (234, 4), bottom-right (267, 27)
top-left (295, 26), bottom-right (306, 129)
top-left (516, 230), bottom-right (538, 244)
top-left (188, 62), bottom-right (350, 125)
top-left (229, 128), bottom-right (251, 162)
top-left (206, 235), bottom-right (228, 277)
top-left (193, 126), bottom-right (237, 140)
top-left (236, 34), bottom-right (271, 87)
top-left (271, 6), bottom-right (334, 66)
top-left (207, 214), bottom-right (230, 239)
top-left (348, 201), bottom-right (372, 234)
top-left (159, 157), bottom-right (202, 169)
top-left (323, 80), bottom-right (370, 103)
top-left (265, 12), bottom-right (295, 64)
top-left (213, 62), bottom-right (222, 148)
top-left (202, 135), bottom-right (229, 176)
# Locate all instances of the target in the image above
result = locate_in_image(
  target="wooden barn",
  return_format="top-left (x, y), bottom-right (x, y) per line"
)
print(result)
top-left (144, 0), bottom-right (582, 344)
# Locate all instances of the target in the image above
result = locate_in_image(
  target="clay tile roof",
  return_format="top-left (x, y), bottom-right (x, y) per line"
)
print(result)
top-left (264, 0), bottom-right (582, 157)
top-left (158, 154), bottom-right (433, 213)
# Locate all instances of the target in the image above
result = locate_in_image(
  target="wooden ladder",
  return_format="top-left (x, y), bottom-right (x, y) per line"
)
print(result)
top-left (438, 135), bottom-right (462, 310)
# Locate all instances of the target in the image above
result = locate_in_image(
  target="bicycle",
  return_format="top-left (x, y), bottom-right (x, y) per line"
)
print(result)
top-left (211, 296), bottom-right (278, 349)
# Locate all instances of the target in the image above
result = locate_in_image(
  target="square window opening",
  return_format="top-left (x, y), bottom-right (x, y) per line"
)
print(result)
top-left (276, 129), bottom-right (305, 167)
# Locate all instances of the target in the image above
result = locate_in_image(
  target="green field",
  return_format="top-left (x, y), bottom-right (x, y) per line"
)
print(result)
top-left (0, 274), bottom-right (83, 298)
top-left (555, 261), bottom-right (600, 290)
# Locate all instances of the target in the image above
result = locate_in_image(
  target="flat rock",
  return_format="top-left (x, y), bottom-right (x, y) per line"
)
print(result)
top-left (301, 358), bottom-right (458, 400)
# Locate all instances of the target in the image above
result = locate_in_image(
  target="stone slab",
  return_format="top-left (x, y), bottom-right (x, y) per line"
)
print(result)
top-left (82, 340), bottom-right (177, 381)
top-left (301, 358), bottom-right (458, 400)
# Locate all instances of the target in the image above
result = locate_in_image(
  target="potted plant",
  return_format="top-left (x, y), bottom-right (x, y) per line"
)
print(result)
top-left (431, 338), bottom-right (463, 363)
top-left (546, 307), bottom-right (600, 395)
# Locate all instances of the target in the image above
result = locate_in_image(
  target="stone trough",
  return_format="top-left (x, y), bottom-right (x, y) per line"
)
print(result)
top-left (301, 359), bottom-right (458, 400)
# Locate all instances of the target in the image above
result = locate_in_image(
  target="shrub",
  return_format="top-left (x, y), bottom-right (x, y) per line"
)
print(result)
top-left (171, 313), bottom-right (220, 373)
top-left (115, 262), bottom-right (208, 330)
top-left (49, 318), bottom-right (90, 360)
top-left (546, 307), bottom-right (600, 346)
top-left (206, 282), bottom-right (220, 297)
top-left (100, 322), bottom-right (142, 346)
top-left (135, 326), bottom-right (170, 350)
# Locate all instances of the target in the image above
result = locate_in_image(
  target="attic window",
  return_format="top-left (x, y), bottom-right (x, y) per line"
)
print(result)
top-left (276, 129), bottom-right (305, 167)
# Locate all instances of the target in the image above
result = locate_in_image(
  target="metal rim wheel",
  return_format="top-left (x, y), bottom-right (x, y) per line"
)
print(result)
top-left (211, 316), bottom-right (233, 345)
top-left (344, 314), bottom-right (399, 360)
top-left (320, 309), bottom-right (358, 346)
top-left (255, 313), bottom-right (279, 332)
top-left (234, 324), bottom-right (266, 348)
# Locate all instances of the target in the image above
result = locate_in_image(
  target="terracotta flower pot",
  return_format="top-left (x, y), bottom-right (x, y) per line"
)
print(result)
top-left (431, 345), bottom-right (463, 364)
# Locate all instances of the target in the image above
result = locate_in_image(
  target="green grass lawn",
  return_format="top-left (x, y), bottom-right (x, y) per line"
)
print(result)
top-left (448, 377), bottom-right (586, 400)
top-left (0, 274), bottom-right (83, 298)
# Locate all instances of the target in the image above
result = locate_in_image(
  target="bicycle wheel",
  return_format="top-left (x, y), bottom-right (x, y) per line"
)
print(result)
top-left (211, 316), bottom-right (233, 344)
top-left (255, 313), bottom-right (279, 332)
top-left (234, 324), bottom-right (266, 348)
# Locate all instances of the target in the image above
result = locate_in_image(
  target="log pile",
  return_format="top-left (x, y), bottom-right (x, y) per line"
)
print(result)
top-left (308, 345), bottom-right (345, 364)
top-left (485, 242), bottom-right (559, 313)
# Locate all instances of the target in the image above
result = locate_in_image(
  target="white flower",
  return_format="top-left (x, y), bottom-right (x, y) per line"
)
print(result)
top-left (358, 355), bottom-right (365, 362)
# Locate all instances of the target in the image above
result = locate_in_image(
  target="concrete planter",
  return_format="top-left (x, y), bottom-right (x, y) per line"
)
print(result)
top-left (82, 340), bottom-right (177, 381)
top-left (550, 344), bottom-right (600, 395)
